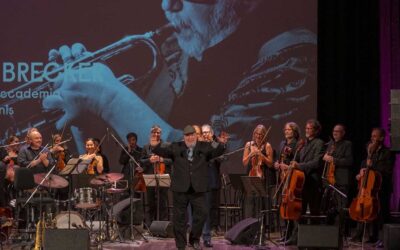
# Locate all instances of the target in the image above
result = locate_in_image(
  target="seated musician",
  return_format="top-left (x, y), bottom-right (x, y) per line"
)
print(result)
top-left (49, 134), bottom-right (70, 172)
top-left (17, 130), bottom-right (55, 174)
top-left (79, 138), bottom-right (103, 175)
top-left (0, 136), bottom-right (21, 206)
top-left (351, 128), bottom-right (394, 247)
top-left (242, 124), bottom-right (274, 219)
top-left (93, 138), bottom-right (109, 173)
top-left (140, 125), bottom-right (172, 224)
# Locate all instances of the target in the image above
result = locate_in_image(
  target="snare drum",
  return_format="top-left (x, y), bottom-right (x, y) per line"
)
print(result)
top-left (54, 211), bottom-right (87, 229)
top-left (75, 187), bottom-right (99, 209)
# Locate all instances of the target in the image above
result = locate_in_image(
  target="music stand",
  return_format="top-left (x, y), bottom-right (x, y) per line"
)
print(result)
top-left (143, 174), bottom-right (170, 221)
top-left (241, 176), bottom-right (269, 249)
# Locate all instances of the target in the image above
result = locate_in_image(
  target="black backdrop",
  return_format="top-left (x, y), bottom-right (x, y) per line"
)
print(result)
top-left (318, 0), bottom-right (380, 170)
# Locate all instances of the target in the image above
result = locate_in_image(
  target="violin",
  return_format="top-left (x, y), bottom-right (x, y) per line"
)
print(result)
top-left (322, 142), bottom-right (336, 185)
top-left (155, 162), bottom-right (165, 174)
top-left (279, 139), bottom-right (305, 221)
top-left (134, 171), bottom-right (147, 192)
top-left (249, 146), bottom-right (264, 178)
top-left (87, 156), bottom-right (98, 175)
top-left (349, 142), bottom-right (382, 222)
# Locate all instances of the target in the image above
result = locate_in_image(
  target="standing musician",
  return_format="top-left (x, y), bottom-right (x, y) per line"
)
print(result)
top-left (351, 128), bottom-right (394, 247)
top-left (17, 130), bottom-right (55, 174)
top-left (242, 124), bottom-right (274, 219)
top-left (274, 122), bottom-right (301, 242)
top-left (140, 125), bottom-right (172, 224)
top-left (201, 124), bottom-right (222, 247)
top-left (49, 134), bottom-right (70, 172)
top-left (119, 132), bottom-right (143, 186)
top-left (321, 124), bottom-right (353, 220)
top-left (79, 138), bottom-right (103, 175)
top-left (284, 119), bottom-right (324, 245)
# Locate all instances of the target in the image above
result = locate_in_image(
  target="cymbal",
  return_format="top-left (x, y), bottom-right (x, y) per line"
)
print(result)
top-left (34, 173), bottom-right (69, 189)
top-left (89, 178), bottom-right (105, 186)
top-left (96, 173), bottom-right (124, 182)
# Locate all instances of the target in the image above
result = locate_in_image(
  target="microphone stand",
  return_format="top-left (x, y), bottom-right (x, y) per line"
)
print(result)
top-left (109, 132), bottom-right (147, 242)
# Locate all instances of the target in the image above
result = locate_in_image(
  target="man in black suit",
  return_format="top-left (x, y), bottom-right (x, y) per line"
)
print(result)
top-left (152, 125), bottom-right (227, 250)
top-left (322, 124), bottom-right (353, 214)
top-left (285, 119), bottom-right (324, 245)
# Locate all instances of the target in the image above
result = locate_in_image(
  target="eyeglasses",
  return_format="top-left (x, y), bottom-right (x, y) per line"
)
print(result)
top-left (202, 131), bottom-right (211, 134)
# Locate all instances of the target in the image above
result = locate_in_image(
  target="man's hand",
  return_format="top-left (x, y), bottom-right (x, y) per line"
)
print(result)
top-left (323, 154), bottom-right (333, 163)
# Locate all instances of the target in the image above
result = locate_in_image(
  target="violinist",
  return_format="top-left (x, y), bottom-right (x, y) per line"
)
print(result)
top-left (273, 122), bottom-right (300, 243)
top-left (242, 124), bottom-right (274, 218)
top-left (140, 125), bottom-right (172, 224)
top-left (0, 136), bottom-right (21, 205)
top-left (119, 132), bottom-right (143, 185)
top-left (321, 124), bottom-right (353, 216)
top-left (93, 138), bottom-right (110, 173)
top-left (351, 128), bottom-right (393, 247)
top-left (285, 119), bottom-right (324, 245)
top-left (17, 130), bottom-right (55, 174)
top-left (79, 138), bottom-right (103, 175)
top-left (49, 134), bottom-right (70, 172)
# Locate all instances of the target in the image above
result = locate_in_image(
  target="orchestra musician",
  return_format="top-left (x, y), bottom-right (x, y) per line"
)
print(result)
top-left (79, 138), bottom-right (103, 175)
top-left (17, 130), bottom-right (55, 174)
top-left (284, 119), bottom-right (324, 245)
top-left (93, 138), bottom-right (110, 173)
top-left (274, 122), bottom-right (301, 242)
top-left (1, 136), bottom-right (21, 206)
top-left (242, 124), bottom-right (274, 218)
top-left (119, 132), bottom-right (143, 186)
top-left (201, 124), bottom-right (223, 247)
top-left (49, 134), bottom-right (70, 172)
top-left (140, 125), bottom-right (172, 224)
top-left (151, 125), bottom-right (227, 250)
top-left (321, 124), bottom-right (353, 221)
top-left (351, 128), bottom-right (394, 247)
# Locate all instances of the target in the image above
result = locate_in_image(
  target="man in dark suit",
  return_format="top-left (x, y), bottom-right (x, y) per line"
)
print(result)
top-left (284, 119), bottom-right (324, 245)
top-left (152, 125), bottom-right (227, 250)
top-left (322, 124), bottom-right (353, 214)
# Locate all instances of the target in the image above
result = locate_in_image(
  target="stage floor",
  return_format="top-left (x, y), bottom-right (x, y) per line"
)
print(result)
top-left (3, 231), bottom-right (382, 249)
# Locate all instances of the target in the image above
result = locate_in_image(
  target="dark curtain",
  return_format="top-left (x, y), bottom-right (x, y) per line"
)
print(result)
top-left (317, 0), bottom-right (380, 202)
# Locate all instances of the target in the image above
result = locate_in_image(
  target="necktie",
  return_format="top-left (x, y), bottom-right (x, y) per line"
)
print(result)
top-left (187, 148), bottom-right (193, 161)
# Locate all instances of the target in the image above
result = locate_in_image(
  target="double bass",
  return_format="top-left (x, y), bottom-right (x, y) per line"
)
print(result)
top-left (349, 142), bottom-right (382, 222)
top-left (279, 140), bottom-right (305, 220)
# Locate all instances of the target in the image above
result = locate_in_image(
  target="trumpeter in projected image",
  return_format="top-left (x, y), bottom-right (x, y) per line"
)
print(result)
top-left (38, 0), bottom-right (316, 158)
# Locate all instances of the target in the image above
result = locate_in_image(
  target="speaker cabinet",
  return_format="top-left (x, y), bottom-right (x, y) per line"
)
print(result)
top-left (298, 224), bottom-right (341, 249)
top-left (391, 90), bottom-right (400, 151)
top-left (384, 224), bottom-right (400, 250)
top-left (149, 220), bottom-right (174, 238)
top-left (43, 229), bottom-right (89, 250)
top-left (225, 218), bottom-right (259, 245)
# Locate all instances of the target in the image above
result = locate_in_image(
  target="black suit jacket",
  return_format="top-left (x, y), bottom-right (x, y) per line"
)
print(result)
top-left (326, 140), bottom-right (353, 187)
top-left (153, 141), bottom-right (225, 193)
top-left (297, 137), bottom-right (325, 184)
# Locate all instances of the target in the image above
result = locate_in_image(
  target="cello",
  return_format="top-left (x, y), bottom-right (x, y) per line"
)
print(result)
top-left (279, 139), bottom-right (305, 220)
top-left (349, 142), bottom-right (382, 222)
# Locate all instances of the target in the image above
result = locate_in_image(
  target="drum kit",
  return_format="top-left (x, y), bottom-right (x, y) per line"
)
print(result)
top-left (7, 171), bottom-right (128, 245)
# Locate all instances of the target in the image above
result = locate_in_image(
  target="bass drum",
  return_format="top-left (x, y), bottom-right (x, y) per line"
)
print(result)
top-left (54, 211), bottom-right (87, 229)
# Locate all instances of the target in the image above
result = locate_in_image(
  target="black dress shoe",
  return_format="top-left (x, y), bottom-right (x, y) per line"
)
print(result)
top-left (203, 240), bottom-right (213, 248)
top-left (189, 241), bottom-right (202, 250)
